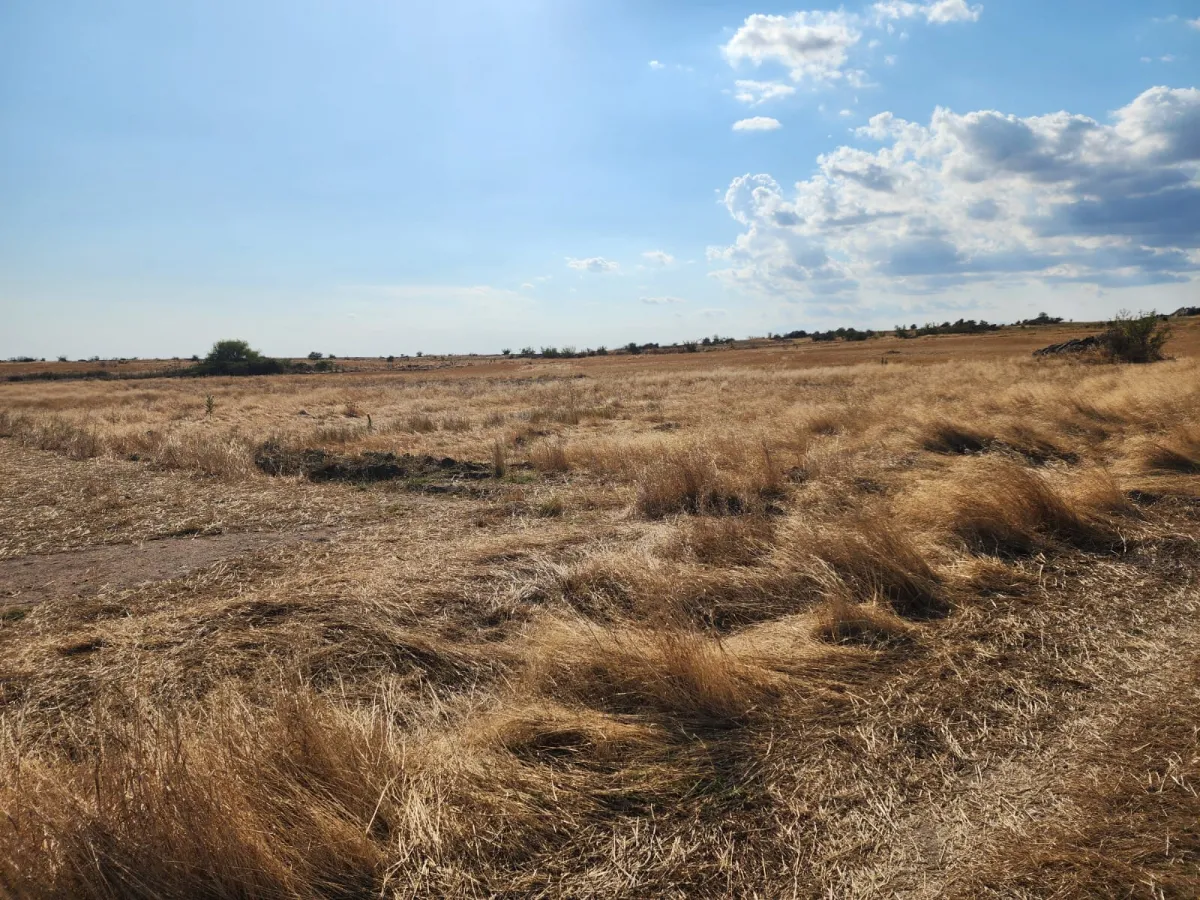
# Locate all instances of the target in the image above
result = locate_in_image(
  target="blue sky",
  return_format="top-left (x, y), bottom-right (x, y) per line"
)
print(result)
top-left (2, 0), bottom-right (1199, 357)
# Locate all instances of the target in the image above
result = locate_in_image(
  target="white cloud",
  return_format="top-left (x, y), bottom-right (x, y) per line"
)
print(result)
top-left (722, 11), bottom-right (862, 84)
top-left (733, 79), bottom-right (797, 105)
top-left (641, 296), bottom-right (686, 304)
top-left (733, 116), bottom-right (782, 131)
top-left (873, 0), bottom-right (982, 24)
top-left (566, 257), bottom-right (619, 273)
top-left (884, 54), bottom-right (898, 65)
top-left (642, 250), bottom-right (676, 266)
top-left (709, 86), bottom-right (1200, 301)
top-left (1189, 17), bottom-right (1200, 29)
top-left (721, 5), bottom-right (979, 94)
top-left (839, 108), bottom-right (854, 117)
top-left (649, 60), bottom-right (665, 69)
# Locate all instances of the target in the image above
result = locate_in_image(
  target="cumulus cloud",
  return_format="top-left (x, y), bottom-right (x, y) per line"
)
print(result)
top-left (722, 11), bottom-right (862, 84)
top-left (734, 116), bottom-right (783, 131)
top-left (641, 296), bottom-right (686, 304)
top-left (722, 6), bottom-right (980, 90)
top-left (709, 86), bottom-right (1200, 299)
top-left (873, 0), bottom-right (983, 23)
top-left (642, 250), bottom-right (675, 266)
top-left (733, 79), bottom-right (797, 105)
top-left (1190, 18), bottom-right (1200, 30)
top-left (566, 257), bottom-right (619, 273)
top-left (649, 60), bottom-right (665, 69)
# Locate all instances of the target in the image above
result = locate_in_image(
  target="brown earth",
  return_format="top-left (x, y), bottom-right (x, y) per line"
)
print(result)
top-left (0, 528), bottom-right (337, 608)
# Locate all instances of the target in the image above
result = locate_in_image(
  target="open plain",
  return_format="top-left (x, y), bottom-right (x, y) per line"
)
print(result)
top-left (2, 322), bottom-right (1199, 898)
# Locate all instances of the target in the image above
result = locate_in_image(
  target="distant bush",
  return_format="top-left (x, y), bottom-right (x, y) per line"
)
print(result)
top-left (307, 351), bottom-right (323, 360)
top-left (1099, 310), bottom-right (1171, 364)
top-left (810, 327), bottom-right (872, 342)
top-left (196, 340), bottom-right (286, 376)
top-left (541, 347), bottom-right (584, 359)
top-left (906, 319), bottom-right (1000, 337)
top-left (1018, 312), bottom-right (1064, 326)
top-left (625, 342), bottom-right (643, 355)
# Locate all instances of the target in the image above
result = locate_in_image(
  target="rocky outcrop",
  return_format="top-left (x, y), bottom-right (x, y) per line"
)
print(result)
top-left (1032, 336), bottom-right (1100, 357)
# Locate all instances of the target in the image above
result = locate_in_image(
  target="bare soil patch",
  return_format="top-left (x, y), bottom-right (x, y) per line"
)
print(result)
top-left (0, 528), bottom-right (337, 607)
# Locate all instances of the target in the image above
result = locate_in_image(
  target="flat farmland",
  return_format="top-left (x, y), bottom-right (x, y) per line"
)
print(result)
top-left (2, 323), bottom-right (1199, 898)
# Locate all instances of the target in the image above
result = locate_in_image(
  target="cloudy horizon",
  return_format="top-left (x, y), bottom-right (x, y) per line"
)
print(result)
top-left (2, 1), bottom-right (1198, 358)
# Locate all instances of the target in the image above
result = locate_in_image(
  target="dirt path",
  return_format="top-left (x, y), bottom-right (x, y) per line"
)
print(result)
top-left (0, 439), bottom-right (393, 559)
top-left (0, 528), bottom-right (337, 606)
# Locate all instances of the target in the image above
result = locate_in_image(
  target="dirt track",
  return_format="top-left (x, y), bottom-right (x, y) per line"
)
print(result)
top-left (0, 528), bottom-right (337, 607)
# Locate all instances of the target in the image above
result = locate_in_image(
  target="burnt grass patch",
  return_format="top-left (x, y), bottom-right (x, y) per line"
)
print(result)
top-left (255, 441), bottom-right (494, 486)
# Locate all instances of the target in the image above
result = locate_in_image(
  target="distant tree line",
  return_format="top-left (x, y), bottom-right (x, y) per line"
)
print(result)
top-left (893, 319), bottom-right (1001, 338)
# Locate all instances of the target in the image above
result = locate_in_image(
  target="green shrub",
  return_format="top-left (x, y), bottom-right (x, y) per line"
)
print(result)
top-left (197, 340), bottom-right (286, 376)
top-left (1100, 310), bottom-right (1171, 364)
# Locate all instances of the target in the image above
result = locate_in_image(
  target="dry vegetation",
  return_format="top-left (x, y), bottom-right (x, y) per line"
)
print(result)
top-left (2, 327), bottom-right (1199, 898)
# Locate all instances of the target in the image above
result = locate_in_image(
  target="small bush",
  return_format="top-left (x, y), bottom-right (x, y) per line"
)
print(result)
top-left (1099, 310), bottom-right (1170, 363)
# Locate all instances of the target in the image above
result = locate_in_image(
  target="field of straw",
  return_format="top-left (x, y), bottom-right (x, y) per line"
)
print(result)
top-left (2, 326), bottom-right (1199, 898)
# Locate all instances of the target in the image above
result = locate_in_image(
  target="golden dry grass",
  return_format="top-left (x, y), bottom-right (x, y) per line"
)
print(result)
top-left (1, 333), bottom-right (1199, 898)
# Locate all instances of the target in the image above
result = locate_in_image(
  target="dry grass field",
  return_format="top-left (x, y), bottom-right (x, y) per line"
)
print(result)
top-left (2, 321), bottom-right (1199, 898)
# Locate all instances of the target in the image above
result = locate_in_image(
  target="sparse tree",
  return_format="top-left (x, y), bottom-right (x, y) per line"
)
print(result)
top-left (200, 339), bottom-right (284, 376)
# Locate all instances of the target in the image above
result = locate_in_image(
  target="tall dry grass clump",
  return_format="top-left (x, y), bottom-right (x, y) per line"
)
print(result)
top-left (913, 460), bottom-right (1117, 555)
top-left (525, 617), bottom-right (783, 727)
top-left (635, 445), bottom-right (779, 518)
top-left (796, 517), bottom-right (947, 618)
top-left (1138, 424), bottom-right (1200, 474)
